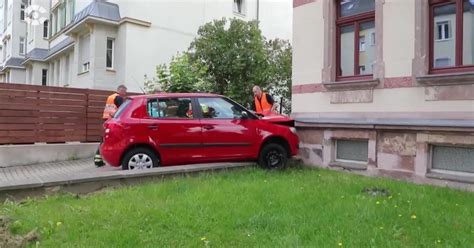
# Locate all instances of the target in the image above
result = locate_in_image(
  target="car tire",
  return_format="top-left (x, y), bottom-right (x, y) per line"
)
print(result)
top-left (121, 147), bottom-right (160, 170)
top-left (258, 143), bottom-right (288, 170)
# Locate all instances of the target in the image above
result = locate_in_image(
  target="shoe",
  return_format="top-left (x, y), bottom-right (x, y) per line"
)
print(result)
top-left (94, 155), bottom-right (105, 167)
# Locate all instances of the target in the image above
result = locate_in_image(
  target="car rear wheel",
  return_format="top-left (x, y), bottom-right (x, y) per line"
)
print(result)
top-left (258, 143), bottom-right (288, 170)
top-left (121, 147), bottom-right (160, 170)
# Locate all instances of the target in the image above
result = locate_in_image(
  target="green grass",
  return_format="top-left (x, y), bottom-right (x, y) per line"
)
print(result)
top-left (1, 166), bottom-right (473, 247)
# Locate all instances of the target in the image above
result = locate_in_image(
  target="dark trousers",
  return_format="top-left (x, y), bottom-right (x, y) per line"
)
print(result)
top-left (94, 140), bottom-right (104, 166)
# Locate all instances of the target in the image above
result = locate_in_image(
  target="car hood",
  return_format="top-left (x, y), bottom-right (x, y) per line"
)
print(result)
top-left (260, 112), bottom-right (295, 127)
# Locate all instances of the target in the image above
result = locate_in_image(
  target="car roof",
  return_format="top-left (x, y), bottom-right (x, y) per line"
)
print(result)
top-left (128, 93), bottom-right (223, 99)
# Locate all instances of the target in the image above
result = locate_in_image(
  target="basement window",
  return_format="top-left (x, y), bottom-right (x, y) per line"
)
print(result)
top-left (431, 145), bottom-right (474, 174)
top-left (335, 140), bottom-right (368, 163)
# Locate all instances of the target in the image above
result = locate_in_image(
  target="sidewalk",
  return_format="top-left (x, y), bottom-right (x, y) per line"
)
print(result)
top-left (0, 158), bottom-right (252, 200)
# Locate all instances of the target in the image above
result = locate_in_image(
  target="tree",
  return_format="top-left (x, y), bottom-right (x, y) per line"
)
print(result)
top-left (147, 18), bottom-right (293, 114)
top-left (189, 18), bottom-right (269, 105)
top-left (265, 39), bottom-right (292, 114)
top-left (144, 53), bottom-right (210, 93)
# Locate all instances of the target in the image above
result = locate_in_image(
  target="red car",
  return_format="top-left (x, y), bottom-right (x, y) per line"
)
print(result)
top-left (100, 93), bottom-right (299, 170)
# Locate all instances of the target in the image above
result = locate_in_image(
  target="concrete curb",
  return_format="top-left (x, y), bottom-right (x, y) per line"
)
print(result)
top-left (0, 162), bottom-right (254, 201)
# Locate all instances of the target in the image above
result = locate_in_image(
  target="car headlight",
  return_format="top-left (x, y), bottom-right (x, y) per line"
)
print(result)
top-left (289, 127), bottom-right (297, 134)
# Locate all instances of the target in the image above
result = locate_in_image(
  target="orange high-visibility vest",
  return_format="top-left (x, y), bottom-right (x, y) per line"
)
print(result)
top-left (254, 93), bottom-right (272, 114)
top-left (102, 93), bottom-right (119, 120)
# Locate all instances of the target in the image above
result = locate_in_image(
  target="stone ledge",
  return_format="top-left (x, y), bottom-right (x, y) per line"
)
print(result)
top-left (416, 72), bottom-right (474, 86)
top-left (426, 171), bottom-right (474, 184)
top-left (329, 161), bottom-right (367, 170)
top-left (323, 78), bottom-right (379, 91)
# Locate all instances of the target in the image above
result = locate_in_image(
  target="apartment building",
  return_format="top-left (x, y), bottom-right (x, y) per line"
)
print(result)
top-left (0, 0), bottom-right (29, 83)
top-left (292, 0), bottom-right (474, 183)
top-left (0, 0), bottom-right (292, 92)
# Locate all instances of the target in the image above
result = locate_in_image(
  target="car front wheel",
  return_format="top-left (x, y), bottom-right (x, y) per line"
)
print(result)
top-left (121, 147), bottom-right (160, 170)
top-left (258, 143), bottom-right (288, 170)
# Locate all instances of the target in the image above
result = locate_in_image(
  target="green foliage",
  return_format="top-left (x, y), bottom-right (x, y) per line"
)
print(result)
top-left (265, 39), bottom-right (292, 114)
top-left (144, 53), bottom-right (210, 94)
top-left (147, 18), bottom-right (293, 113)
top-left (189, 18), bottom-right (269, 105)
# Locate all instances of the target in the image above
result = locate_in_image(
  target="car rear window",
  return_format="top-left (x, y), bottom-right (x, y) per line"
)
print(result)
top-left (113, 99), bottom-right (131, 119)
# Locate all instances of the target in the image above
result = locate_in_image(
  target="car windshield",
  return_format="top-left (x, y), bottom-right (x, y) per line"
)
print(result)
top-left (113, 99), bottom-right (131, 119)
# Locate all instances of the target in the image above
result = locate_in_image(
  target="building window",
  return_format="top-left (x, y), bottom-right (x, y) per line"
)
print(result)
top-left (435, 57), bottom-right (452, 67)
top-left (42, 69), bottom-right (47, 86)
top-left (359, 35), bottom-right (366, 51)
top-left (19, 37), bottom-right (26, 55)
top-left (436, 21), bottom-right (452, 40)
top-left (430, 0), bottom-right (474, 73)
top-left (233, 0), bottom-right (246, 15)
top-left (106, 38), bottom-right (114, 69)
top-left (43, 20), bottom-right (48, 38)
top-left (79, 34), bottom-right (90, 73)
top-left (20, 2), bottom-right (25, 21)
top-left (335, 140), bottom-right (368, 163)
top-left (337, 0), bottom-right (375, 79)
top-left (431, 145), bottom-right (474, 174)
top-left (2, 42), bottom-right (6, 61)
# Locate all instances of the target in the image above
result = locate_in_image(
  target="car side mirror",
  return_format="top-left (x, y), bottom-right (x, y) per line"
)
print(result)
top-left (241, 111), bottom-right (249, 120)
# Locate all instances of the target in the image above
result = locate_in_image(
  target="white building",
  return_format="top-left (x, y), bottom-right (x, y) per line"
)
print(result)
top-left (0, 0), bottom-right (292, 92)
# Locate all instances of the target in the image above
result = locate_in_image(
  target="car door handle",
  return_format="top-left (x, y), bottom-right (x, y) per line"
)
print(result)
top-left (203, 125), bottom-right (214, 130)
top-left (148, 125), bottom-right (159, 130)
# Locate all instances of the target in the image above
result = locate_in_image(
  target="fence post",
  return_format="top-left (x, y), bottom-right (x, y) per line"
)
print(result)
top-left (279, 97), bottom-right (283, 114)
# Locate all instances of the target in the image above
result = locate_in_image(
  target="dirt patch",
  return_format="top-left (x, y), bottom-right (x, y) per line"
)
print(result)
top-left (0, 216), bottom-right (39, 248)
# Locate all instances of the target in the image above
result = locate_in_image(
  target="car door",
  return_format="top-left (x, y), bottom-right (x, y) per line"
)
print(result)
top-left (140, 97), bottom-right (203, 165)
top-left (197, 97), bottom-right (258, 161)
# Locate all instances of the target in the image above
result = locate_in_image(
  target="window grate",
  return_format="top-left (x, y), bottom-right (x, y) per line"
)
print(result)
top-left (432, 146), bottom-right (474, 174)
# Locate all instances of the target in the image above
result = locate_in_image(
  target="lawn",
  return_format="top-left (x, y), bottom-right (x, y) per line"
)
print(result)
top-left (1, 166), bottom-right (473, 247)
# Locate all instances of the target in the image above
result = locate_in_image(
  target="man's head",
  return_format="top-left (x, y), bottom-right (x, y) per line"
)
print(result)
top-left (252, 85), bottom-right (263, 99)
top-left (117, 85), bottom-right (127, 96)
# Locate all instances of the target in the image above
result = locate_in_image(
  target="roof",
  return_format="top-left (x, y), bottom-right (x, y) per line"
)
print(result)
top-left (45, 37), bottom-right (74, 60)
top-left (23, 38), bottom-right (74, 63)
top-left (1, 57), bottom-right (26, 71)
top-left (25, 48), bottom-right (49, 61)
top-left (70, 0), bottom-right (121, 26)
top-left (129, 93), bottom-right (222, 99)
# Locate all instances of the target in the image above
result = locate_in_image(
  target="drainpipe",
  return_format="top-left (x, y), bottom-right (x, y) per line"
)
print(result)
top-left (256, 0), bottom-right (260, 24)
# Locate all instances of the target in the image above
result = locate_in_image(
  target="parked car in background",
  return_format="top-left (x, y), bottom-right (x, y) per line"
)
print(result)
top-left (100, 93), bottom-right (299, 170)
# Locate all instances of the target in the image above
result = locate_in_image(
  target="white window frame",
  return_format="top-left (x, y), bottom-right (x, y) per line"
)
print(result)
top-left (359, 35), bottom-right (366, 52)
top-left (233, 0), bottom-right (246, 16)
top-left (43, 20), bottom-right (49, 39)
top-left (19, 37), bottom-right (26, 55)
top-left (435, 20), bottom-right (452, 41)
top-left (106, 38), bottom-right (115, 69)
top-left (82, 62), bottom-right (90, 73)
top-left (20, 3), bottom-right (25, 21)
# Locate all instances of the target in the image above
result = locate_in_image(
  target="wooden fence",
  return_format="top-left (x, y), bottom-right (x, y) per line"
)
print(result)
top-left (0, 83), bottom-right (133, 145)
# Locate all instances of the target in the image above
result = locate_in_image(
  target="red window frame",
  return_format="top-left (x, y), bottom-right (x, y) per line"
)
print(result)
top-left (336, 1), bottom-right (375, 81)
top-left (429, 0), bottom-right (474, 74)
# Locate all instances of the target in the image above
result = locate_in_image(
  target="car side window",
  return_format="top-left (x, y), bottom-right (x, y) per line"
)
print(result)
top-left (197, 97), bottom-right (244, 119)
top-left (147, 98), bottom-right (193, 119)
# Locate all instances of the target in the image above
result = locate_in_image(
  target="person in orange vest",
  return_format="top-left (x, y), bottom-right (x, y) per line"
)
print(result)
top-left (102, 85), bottom-right (127, 120)
top-left (252, 85), bottom-right (277, 115)
top-left (95, 85), bottom-right (127, 167)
